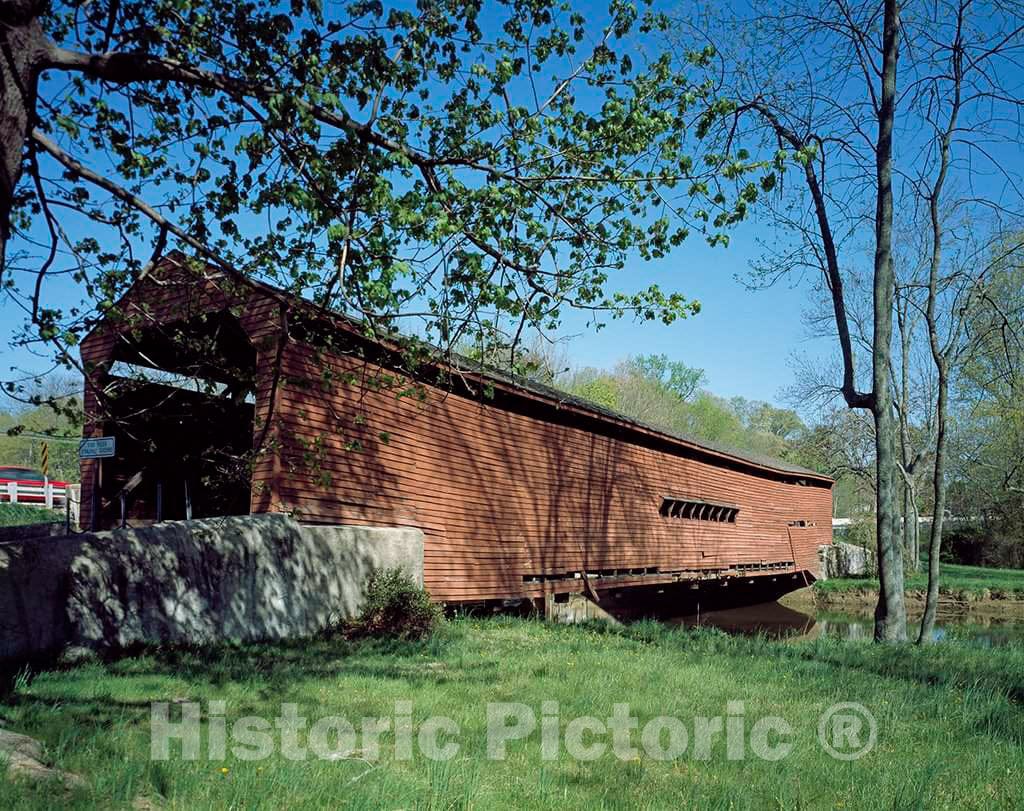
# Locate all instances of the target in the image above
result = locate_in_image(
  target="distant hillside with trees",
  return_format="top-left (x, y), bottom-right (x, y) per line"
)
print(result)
top-left (0, 378), bottom-right (82, 483)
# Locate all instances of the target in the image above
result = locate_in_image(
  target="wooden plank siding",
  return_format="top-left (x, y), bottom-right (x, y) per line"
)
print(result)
top-left (79, 268), bottom-right (833, 603)
top-left (272, 347), bottom-right (832, 601)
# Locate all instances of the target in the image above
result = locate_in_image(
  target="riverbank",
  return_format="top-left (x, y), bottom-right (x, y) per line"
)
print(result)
top-left (2, 618), bottom-right (1022, 808)
top-left (798, 561), bottom-right (1024, 618)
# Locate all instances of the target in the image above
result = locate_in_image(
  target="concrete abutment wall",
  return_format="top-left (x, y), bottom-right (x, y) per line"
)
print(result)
top-left (0, 514), bottom-right (423, 666)
top-left (817, 542), bottom-right (877, 580)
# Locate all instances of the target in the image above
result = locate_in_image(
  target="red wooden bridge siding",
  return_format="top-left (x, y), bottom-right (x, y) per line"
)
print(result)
top-left (80, 270), bottom-right (833, 604)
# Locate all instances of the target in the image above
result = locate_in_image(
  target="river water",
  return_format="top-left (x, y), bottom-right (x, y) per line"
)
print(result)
top-left (669, 600), bottom-right (1024, 646)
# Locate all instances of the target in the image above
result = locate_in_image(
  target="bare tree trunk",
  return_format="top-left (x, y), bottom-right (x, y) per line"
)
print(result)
top-left (902, 484), bottom-right (914, 565)
top-left (0, 2), bottom-right (46, 275)
top-left (739, 0), bottom-right (906, 641)
top-left (897, 299), bottom-right (921, 573)
top-left (871, 0), bottom-right (908, 642)
top-left (905, 476), bottom-right (921, 569)
top-left (919, 369), bottom-right (948, 642)
top-left (918, 3), bottom-right (965, 643)
top-left (911, 492), bottom-right (920, 568)
top-left (875, 392), bottom-right (908, 641)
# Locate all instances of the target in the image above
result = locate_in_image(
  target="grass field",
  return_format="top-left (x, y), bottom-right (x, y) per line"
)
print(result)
top-left (0, 503), bottom-right (62, 527)
top-left (814, 561), bottom-right (1024, 597)
top-left (2, 618), bottom-right (1022, 809)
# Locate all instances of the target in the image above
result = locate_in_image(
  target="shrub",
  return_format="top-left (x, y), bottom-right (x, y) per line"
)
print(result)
top-left (841, 514), bottom-right (876, 550)
top-left (944, 524), bottom-right (1024, 569)
top-left (347, 568), bottom-right (441, 640)
top-left (0, 503), bottom-right (63, 528)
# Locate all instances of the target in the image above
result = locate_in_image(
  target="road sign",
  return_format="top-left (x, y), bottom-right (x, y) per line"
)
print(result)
top-left (79, 436), bottom-right (116, 459)
top-left (41, 442), bottom-right (49, 478)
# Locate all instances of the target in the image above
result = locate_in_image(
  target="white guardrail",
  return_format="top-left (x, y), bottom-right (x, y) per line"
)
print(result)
top-left (1, 481), bottom-right (68, 508)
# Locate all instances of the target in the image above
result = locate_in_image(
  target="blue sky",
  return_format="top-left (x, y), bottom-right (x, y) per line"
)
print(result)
top-left (0, 0), bottom-right (870, 408)
top-left (0, 234), bottom-right (831, 405)
top-left (0, 215), bottom-right (833, 405)
top-left (4, 1), bottom-right (1020, 421)
top-left (550, 223), bottom-right (831, 402)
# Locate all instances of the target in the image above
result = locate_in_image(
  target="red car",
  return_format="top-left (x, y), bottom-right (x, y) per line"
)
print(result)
top-left (0, 466), bottom-right (69, 505)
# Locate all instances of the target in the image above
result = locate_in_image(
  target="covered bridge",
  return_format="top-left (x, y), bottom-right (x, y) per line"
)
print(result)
top-left (79, 262), bottom-right (833, 606)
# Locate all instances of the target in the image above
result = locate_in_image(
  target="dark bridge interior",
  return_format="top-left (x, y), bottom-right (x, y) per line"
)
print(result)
top-left (92, 311), bottom-right (257, 527)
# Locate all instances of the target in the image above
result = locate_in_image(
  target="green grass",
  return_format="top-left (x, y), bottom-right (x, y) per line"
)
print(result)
top-left (2, 618), bottom-right (1023, 809)
top-left (0, 503), bottom-right (62, 527)
top-left (815, 561), bottom-right (1024, 597)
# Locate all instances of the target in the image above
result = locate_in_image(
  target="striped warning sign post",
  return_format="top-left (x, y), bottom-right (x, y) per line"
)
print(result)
top-left (40, 441), bottom-right (53, 508)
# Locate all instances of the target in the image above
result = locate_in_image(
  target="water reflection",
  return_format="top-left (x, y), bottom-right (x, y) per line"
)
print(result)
top-left (669, 601), bottom-right (819, 640)
top-left (669, 601), bottom-right (1024, 647)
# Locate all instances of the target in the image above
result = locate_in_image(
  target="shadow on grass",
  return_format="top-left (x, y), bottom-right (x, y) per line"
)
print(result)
top-left (108, 630), bottom-right (459, 683)
top-left (1, 623), bottom-right (487, 720)
top-left (5, 617), bottom-right (1024, 753)
top-left (0, 622), bottom-right (507, 799)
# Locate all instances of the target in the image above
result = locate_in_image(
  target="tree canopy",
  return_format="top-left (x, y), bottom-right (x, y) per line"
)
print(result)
top-left (1, 0), bottom-right (761, 389)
